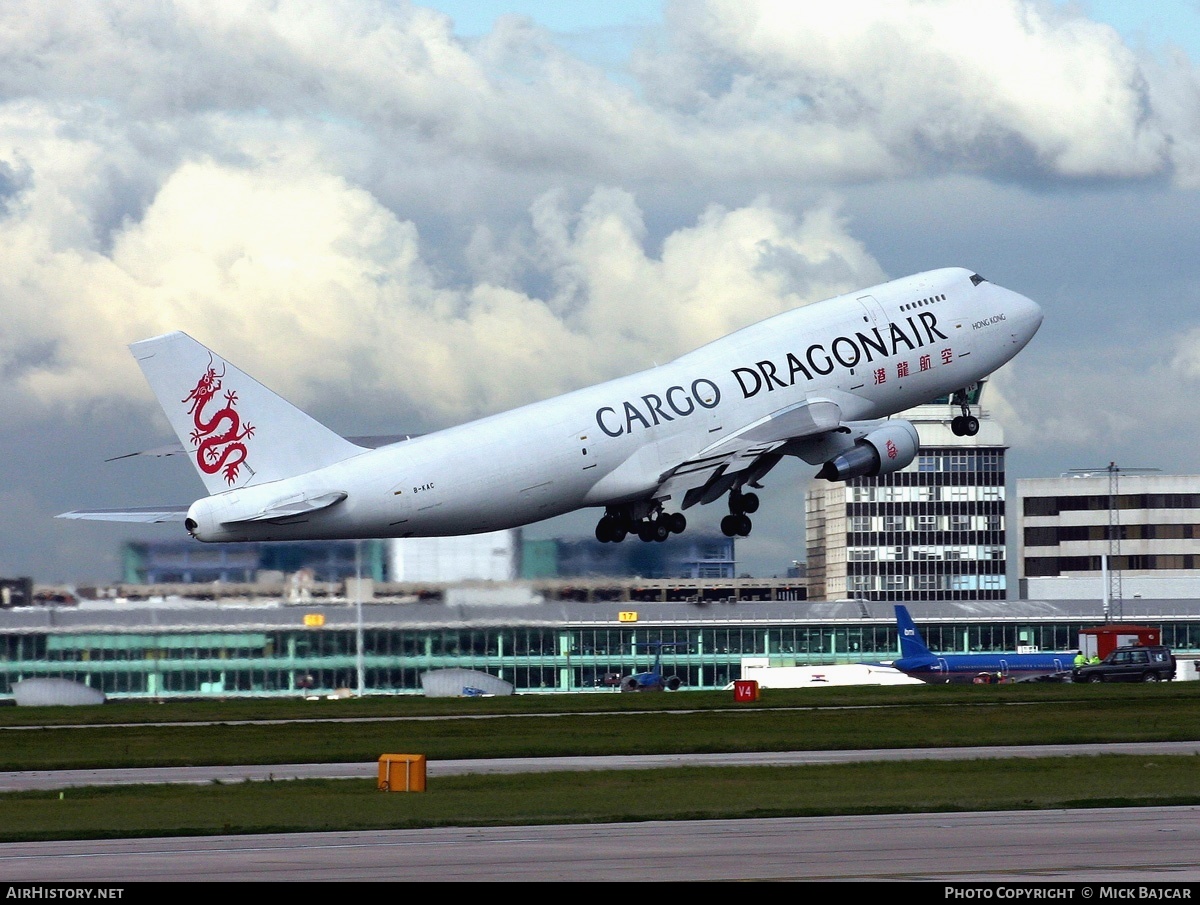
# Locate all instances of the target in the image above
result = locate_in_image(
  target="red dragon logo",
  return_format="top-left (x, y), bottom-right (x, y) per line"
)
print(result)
top-left (183, 356), bottom-right (255, 485)
top-left (886, 439), bottom-right (898, 460)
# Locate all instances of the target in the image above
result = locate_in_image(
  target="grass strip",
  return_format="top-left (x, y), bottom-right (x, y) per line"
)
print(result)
top-left (2, 755), bottom-right (1198, 842)
top-left (0, 693), bottom-right (1194, 770)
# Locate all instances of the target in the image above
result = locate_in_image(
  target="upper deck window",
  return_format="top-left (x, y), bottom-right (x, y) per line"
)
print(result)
top-left (902, 294), bottom-right (947, 311)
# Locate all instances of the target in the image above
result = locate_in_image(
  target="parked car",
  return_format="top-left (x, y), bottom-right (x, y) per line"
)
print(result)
top-left (1071, 645), bottom-right (1175, 683)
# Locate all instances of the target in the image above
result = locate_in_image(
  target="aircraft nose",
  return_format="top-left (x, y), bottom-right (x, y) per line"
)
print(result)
top-left (1007, 289), bottom-right (1043, 343)
top-left (1021, 293), bottom-right (1044, 332)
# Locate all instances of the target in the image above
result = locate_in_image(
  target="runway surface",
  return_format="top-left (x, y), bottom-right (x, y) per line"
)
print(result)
top-left (3, 808), bottom-right (1200, 882)
top-left (4, 743), bottom-right (1200, 881)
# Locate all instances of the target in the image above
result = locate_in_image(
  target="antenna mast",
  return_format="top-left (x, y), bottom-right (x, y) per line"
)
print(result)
top-left (1067, 462), bottom-right (1160, 621)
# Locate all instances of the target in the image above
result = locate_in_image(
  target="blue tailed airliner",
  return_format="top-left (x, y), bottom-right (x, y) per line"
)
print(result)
top-left (889, 605), bottom-right (1073, 684)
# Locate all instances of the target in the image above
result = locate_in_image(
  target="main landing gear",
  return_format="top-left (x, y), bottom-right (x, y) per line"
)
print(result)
top-left (595, 505), bottom-right (687, 543)
top-left (594, 484), bottom-right (764, 543)
top-left (720, 488), bottom-right (758, 538)
top-left (950, 388), bottom-right (980, 437)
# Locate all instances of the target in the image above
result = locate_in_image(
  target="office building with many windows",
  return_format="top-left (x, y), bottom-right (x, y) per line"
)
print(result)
top-left (1018, 472), bottom-right (1200, 606)
top-left (806, 388), bottom-right (1007, 602)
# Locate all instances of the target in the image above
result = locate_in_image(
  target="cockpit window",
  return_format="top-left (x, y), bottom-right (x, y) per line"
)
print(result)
top-left (970, 273), bottom-right (986, 286)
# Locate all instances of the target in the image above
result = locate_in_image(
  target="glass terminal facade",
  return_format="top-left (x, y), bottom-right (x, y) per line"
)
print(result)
top-left (2, 605), bottom-right (1198, 699)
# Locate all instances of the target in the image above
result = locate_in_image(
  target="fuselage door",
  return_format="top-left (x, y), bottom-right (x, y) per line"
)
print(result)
top-left (578, 430), bottom-right (598, 472)
top-left (388, 479), bottom-right (416, 535)
top-left (854, 293), bottom-right (902, 405)
top-left (856, 294), bottom-right (888, 326)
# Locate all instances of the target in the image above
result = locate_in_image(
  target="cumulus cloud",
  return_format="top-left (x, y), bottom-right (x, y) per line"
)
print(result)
top-left (1170, 326), bottom-right (1200, 381)
top-left (642, 0), bottom-right (1196, 183)
top-left (0, 1), bottom-right (1196, 186)
top-left (987, 325), bottom-right (1200, 477)
top-left (0, 125), bottom-right (885, 429)
top-left (0, 1), bottom-right (1185, 426)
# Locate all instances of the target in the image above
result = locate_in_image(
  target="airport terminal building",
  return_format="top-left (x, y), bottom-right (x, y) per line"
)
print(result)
top-left (1, 580), bottom-right (1198, 699)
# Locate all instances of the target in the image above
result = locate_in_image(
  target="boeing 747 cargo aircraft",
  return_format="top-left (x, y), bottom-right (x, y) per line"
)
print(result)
top-left (59, 267), bottom-right (1043, 545)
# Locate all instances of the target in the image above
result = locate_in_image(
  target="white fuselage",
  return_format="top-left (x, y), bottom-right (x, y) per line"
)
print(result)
top-left (186, 267), bottom-right (1043, 541)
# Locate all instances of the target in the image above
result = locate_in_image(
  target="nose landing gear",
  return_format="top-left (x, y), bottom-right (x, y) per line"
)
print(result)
top-left (950, 388), bottom-right (980, 436)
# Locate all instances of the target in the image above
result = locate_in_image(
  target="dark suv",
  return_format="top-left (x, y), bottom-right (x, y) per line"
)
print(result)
top-left (1072, 645), bottom-right (1176, 683)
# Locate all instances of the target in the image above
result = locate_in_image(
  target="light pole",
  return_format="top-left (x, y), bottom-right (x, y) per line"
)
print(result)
top-left (355, 540), bottom-right (364, 697)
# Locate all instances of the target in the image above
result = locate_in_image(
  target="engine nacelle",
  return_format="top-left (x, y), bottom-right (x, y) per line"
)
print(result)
top-left (817, 420), bottom-right (919, 482)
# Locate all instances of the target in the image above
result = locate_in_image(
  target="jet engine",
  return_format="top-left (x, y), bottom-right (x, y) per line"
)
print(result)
top-left (816, 420), bottom-right (919, 482)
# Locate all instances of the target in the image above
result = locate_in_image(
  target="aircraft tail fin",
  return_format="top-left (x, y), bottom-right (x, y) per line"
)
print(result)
top-left (895, 605), bottom-right (934, 660)
top-left (131, 331), bottom-right (366, 495)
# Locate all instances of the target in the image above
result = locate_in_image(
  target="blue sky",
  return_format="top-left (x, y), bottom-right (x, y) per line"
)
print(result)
top-left (1079, 0), bottom-right (1200, 57)
top-left (429, 1), bottom-right (1200, 58)
top-left (423, 1), bottom-right (663, 35)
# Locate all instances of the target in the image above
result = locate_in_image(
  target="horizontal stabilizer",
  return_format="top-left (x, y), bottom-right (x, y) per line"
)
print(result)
top-left (105, 443), bottom-right (188, 462)
top-left (104, 434), bottom-right (417, 463)
top-left (220, 491), bottom-right (347, 525)
top-left (56, 506), bottom-right (189, 523)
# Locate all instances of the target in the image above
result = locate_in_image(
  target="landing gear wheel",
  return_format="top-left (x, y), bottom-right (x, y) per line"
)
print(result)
top-left (653, 519), bottom-right (670, 542)
top-left (951, 388), bottom-right (979, 436)
top-left (736, 514), bottom-right (752, 536)
top-left (720, 515), bottom-right (740, 537)
top-left (729, 490), bottom-right (760, 515)
top-left (667, 512), bottom-right (687, 534)
top-left (595, 516), bottom-right (616, 543)
top-left (637, 522), bottom-right (656, 542)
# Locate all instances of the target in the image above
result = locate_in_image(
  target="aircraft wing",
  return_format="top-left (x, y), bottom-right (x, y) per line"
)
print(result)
top-left (56, 506), bottom-right (190, 523)
top-left (655, 398), bottom-right (858, 509)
